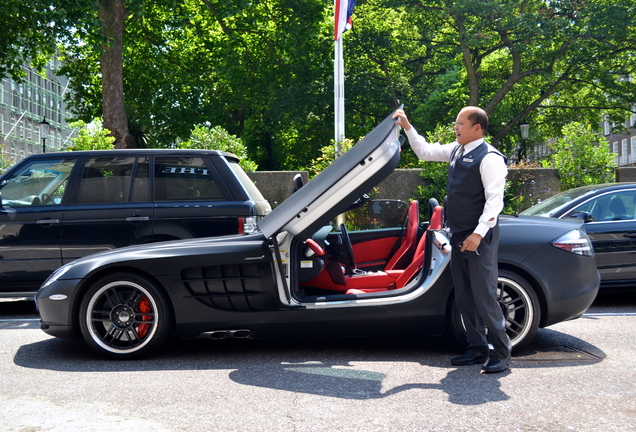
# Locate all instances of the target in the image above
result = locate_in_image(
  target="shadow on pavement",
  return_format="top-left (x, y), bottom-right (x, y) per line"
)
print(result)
top-left (13, 326), bottom-right (604, 404)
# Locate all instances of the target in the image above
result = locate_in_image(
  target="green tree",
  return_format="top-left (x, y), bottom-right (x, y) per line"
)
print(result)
top-left (303, 137), bottom-right (356, 177)
top-left (352, 0), bottom-right (636, 159)
top-left (64, 119), bottom-right (116, 151)
top-left (59, 0), bottom-right (334, 169)
top-left (542, 122), bottom-right (616, 190)
top-left (0, 1), bottom-right (65, 80)
top-left (179, 125), bottom-right (258, 172)
top-left (6, 0), bottom-right (636, 172)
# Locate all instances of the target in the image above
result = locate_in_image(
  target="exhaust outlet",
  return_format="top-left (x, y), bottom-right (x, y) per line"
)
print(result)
top-left (207, 330), bottom-right (230, 340)
top-left (231, 329), bottom-right (252, 339)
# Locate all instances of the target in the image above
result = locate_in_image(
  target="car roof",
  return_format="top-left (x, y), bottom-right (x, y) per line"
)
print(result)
top-left (16, 148), bottom-right (240, 163)
top-left (566, 182), bottom-right (636, 194)
top-left (258, 108), bottom-right (403, 239)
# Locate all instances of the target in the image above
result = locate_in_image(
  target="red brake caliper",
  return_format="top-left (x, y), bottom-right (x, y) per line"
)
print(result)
top-left (137, 296), bottom-right (151, 339)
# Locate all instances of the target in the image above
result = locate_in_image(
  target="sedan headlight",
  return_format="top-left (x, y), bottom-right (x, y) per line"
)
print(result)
top-left (552, 230), bottom-right (594, 256)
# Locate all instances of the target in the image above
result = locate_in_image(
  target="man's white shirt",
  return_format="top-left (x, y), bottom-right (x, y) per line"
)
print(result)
top-left (405, 127), bottom-right (508, 237)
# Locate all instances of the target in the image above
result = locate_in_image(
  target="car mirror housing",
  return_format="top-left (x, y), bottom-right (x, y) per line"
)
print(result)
top-left (568, 211), bottom-right (594, 223)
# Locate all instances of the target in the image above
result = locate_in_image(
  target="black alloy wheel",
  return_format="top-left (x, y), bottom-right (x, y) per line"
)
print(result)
top-left (448, 270), bottom-right (541, 351)
top-left (79, 273), bottom-right (172, 359)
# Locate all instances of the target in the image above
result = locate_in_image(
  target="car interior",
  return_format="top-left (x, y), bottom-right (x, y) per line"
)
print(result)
top-left (294, 198), bottom-right (444, 299)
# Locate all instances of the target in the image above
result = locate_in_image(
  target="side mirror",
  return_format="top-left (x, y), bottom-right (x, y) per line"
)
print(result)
top-left (569, 211), bottom-right (594, 223)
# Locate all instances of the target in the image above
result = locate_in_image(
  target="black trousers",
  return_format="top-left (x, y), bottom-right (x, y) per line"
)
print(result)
top-left (450, 225), bottom-right (511, 359)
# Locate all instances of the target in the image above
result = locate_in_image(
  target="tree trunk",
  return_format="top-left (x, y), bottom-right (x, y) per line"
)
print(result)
top-left (98, 0), bottom-right (134, 148)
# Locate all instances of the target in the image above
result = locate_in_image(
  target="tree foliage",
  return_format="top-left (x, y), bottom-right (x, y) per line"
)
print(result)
top-left (356, 0), bottom-right (636, 159)
top-left (64, 119), bottom-right (116, 151)
top-left (3, 0), bottom-right (636, 171)
top-left (541, 122), bottom-right (617, 190)
top-left (178, 125), bottom-right (258, 172)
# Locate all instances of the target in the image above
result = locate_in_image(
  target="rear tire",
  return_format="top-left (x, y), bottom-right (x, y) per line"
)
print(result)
top-left (447, 270), bottom-right (541, 351)
top-left (79, 273), bottom-right (172, 359)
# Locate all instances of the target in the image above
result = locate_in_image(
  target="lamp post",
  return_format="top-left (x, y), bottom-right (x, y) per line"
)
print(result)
top-left (519, 122), bottom-right (529, 163)
top-left (39, 117), bottom-right (50, 153)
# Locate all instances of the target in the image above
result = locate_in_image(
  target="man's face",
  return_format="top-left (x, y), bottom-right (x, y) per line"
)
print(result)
top-left (454, 109), bottom-right (483, 145)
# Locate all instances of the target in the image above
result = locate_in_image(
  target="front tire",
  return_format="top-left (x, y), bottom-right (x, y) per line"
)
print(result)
top-left (448, 270), bottom-right (541, 351)
top-left (79, 273), bottom-right (172, 359)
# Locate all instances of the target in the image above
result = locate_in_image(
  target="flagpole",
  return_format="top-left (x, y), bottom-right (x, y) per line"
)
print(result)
top-left (334, 34), bottom-right (344, 158)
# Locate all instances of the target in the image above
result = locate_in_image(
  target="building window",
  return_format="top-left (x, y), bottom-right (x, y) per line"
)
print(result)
top-left (604, 119), bottom-right (611, 135)
top-left (622, 139), bottom-right (629, 164)
top-left (613, 141), bottom-right (619, 164)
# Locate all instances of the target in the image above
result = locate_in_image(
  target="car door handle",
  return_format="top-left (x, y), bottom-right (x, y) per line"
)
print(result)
top-left (36, 218), bottom-right (61, 225)
top-left (126, 216), bottom-right (150, 222)
top-left (624, 232), bottom-right (636, 238)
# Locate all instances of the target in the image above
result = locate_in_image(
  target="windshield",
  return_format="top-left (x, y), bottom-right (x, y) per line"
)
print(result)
top-left (520, 185), bottom-right (602, 217)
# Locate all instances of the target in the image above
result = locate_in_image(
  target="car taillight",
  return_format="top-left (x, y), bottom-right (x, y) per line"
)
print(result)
top-left (239, 216), bottom-right (260, 235)
top-left (552, 230), bottom-right (594, 256)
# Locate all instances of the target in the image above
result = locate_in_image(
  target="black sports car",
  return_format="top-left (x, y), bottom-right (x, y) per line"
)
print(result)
top-left (521, 182), bottom-right (636, 291)
top-left (36, 110), bottom-right (600, 359)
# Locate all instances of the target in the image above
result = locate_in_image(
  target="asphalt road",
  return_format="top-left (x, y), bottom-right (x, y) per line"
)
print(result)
top-left (1, 293), bottom-right (635, 432)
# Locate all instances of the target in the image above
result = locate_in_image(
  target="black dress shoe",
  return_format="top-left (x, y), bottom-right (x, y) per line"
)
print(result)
top-left (482, 356), bottom-right (510, 373)
top-left (450, 351), bottom-right (489, 366)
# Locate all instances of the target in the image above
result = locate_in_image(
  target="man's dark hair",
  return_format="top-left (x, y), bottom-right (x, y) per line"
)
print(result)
top-left (467, 108), bottom-right (489, 132)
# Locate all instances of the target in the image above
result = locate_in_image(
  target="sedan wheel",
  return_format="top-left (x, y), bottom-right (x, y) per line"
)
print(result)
top-left (79, 273), bottom-right (172, 359)
top-left (449, 270), bottom-right (541, 351)
top-left (497, 270), bottom-right (541, 350)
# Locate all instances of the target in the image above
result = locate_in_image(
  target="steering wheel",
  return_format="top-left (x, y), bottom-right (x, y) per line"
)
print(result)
top-left (339, 223), bottom-right (356, 274)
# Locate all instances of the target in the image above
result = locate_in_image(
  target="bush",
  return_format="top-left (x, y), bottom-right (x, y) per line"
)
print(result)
top-left (64, 119), bottom-right (115, 151)
top-left (179, 125), bottom-right (258, 172)
top-left (303, 138), bottom-right (355, 178)
top-left (542, 122), bottom-right (616, 190)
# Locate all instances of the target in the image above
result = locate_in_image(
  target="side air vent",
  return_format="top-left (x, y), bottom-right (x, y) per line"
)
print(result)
top-left (181, 262), bottom-right (278, 311)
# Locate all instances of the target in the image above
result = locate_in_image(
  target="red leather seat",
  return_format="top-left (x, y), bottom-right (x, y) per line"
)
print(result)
top-left (384, 200), bottom-right (419, 271)
top-left (345, 205), bottom-right (443, 294)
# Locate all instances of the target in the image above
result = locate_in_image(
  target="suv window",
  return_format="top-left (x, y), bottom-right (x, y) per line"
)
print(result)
top-left (0, 158), bottom-right (75, 206)
top-left (77, 157), bottom-right (140, 204)
top-left (227, 160), bottom-right (266, 202)
top-left (154, 156), bottom-right (224, 201)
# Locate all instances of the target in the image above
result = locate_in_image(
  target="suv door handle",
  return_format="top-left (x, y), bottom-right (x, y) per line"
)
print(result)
top-left (624, 232), bottom-right (636, 238)
top-left (126, 216), bottom-right (150, 222)
top-left (36, 218), bottom-right (61, 225)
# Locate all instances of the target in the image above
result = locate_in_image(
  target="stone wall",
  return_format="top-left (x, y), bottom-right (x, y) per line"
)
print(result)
top-left (250, 167), bottom-right (636, 211)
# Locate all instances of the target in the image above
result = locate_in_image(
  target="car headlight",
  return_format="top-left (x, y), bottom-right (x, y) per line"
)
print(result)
top-left (40, 262), bottom-right (76, 289)
top-left (551, 229), bottom-right (594, 256)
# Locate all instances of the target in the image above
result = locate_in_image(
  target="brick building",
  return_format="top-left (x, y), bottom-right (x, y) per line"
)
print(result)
top-left (603, 111), bottom-right (636, 166)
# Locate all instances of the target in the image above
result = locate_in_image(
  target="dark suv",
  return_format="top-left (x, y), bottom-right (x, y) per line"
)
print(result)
top-left (0, 149), bottom-right (271, 297)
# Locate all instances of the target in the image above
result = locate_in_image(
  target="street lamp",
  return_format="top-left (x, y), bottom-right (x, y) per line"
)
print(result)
top-left (519, 122), bottom-right (530, 162)
top-left (520, 122), bottom-right (529, 140)
top-left (39, 117), bottom-right (50, 153)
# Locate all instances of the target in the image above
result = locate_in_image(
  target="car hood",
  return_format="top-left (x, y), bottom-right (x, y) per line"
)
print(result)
top-left (257, 109), bottom-right (403, 240)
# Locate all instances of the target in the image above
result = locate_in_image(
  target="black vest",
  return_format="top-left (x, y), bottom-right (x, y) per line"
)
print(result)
top-left (446, 142), bottom-right (506, 233)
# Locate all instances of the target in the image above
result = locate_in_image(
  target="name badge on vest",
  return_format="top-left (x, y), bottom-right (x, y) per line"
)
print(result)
top-left (462, 156), bottom-right (474, 163)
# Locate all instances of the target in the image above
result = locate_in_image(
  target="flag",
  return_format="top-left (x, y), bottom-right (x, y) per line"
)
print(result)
top-left (334, 0), bottom-right (356, 41)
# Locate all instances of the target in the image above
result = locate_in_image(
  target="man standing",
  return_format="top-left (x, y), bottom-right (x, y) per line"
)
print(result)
top-left (393, 106), bottom-right (511, 373)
